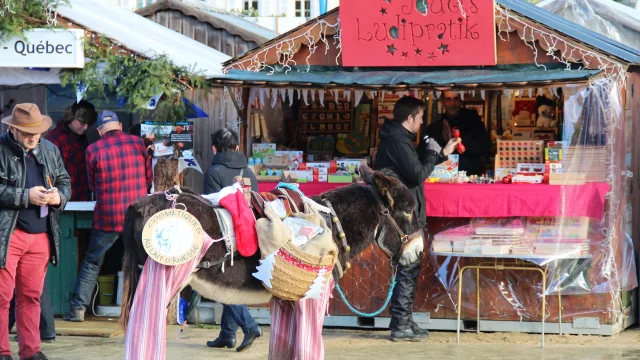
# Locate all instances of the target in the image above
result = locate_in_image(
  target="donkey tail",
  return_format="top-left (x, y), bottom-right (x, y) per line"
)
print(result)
top-left (119, 205), bottom-right (143, 330)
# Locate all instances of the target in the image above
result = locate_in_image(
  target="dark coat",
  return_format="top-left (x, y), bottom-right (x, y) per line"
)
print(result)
top-left (424, 108), bottom-right (491, 176)
top-left (375, 120), bottom-right (444, 227)
top-left (204, 151), bottom-right (258, 193)
top-left (0, 133), bottom-right (71, 269)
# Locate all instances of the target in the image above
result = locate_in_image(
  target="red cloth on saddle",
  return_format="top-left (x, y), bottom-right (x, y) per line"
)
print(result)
top-left (220, 186), bottom-right (258, 257)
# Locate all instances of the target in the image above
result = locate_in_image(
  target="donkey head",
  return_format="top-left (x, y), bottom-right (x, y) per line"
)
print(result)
top-left (360, 165), bottom-right (424, 267)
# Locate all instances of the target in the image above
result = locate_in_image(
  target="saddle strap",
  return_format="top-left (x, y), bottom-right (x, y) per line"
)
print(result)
top-left (322, 198), bottom-right (349, 253)
top-left (197, 251), bottom-right (240, 269)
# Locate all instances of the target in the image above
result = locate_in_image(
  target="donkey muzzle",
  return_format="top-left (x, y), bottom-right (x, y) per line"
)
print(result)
top-left (398, 230), bottom-right (424, 267)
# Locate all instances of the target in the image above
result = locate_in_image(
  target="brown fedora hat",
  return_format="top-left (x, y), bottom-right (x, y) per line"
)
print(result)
top-left (1, 103), bottom-right (52, 134)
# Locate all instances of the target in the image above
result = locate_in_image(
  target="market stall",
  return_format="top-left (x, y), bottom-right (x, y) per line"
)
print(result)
top-left (0, 0), bottom-right (231, 315)
top-left (207, 0), bottom-right (640, 337)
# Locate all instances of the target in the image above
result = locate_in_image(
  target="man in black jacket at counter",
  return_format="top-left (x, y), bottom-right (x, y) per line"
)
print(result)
top-left (424, 91), bottom-right (491, 176)
top-left (375, 96), bottom-right (459, 342)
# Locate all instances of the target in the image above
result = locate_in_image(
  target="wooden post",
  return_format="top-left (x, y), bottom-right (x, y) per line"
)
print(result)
top-left (154, 159), bottom-right (180, 192)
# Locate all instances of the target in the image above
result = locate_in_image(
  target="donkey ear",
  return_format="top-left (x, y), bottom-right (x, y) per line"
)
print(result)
top-left (372, 172), bottom-right (394, 208)
top-left (359, 164), bottom-right (374, 183)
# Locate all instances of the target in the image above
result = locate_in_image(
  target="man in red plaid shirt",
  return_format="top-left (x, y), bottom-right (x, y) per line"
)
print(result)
top-left (45, 100), bottom-right (97, 201)
top-left (64, 111), bottom-right (152, 322)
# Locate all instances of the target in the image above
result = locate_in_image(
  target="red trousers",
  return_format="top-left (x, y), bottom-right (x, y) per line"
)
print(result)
top-left (0, 228), bottom-right (50, 360)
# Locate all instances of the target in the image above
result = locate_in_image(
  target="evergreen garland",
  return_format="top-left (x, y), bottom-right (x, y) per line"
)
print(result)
top-left (1, 0), bottom-right (209, 123)
top-left (0, 0), bottom-right (68, 40)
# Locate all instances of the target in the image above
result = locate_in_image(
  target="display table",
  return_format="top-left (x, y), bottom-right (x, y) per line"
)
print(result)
top-left (258, 182), bottom-right (349, 197)
top-left (424, 182), bottom-right (610, 219)
top-left (432, 251), bottom-right (592, 348)
top-left (47, 201), bottom-right (96, 314)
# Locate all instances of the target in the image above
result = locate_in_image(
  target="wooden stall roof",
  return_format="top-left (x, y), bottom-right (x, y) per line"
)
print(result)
top-left (214, 0), bottom-right (640, 87)
top-left (137, 0), bottom-right (278, 54)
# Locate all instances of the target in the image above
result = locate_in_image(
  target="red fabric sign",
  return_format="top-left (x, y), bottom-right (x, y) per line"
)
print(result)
top-left (341, 0), bottom-right (497, 67)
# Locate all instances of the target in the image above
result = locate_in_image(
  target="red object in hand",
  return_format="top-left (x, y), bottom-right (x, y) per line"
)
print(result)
top-left (452, 127), bottom-right (465, 153)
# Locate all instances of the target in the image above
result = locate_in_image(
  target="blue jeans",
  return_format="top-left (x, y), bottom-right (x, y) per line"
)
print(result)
top-left (70, 230), bottom-right (120, 310)
top-left (219, 304), bottom-right (258, 339)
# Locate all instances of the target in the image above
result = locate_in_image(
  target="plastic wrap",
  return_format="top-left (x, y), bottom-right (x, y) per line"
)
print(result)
top-left (538, 0), bottom-right (640, 51)
top-left (331, 79), bottom-right (637, 327)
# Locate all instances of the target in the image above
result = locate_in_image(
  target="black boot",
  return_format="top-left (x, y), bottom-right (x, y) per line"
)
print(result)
top-left (410, 321), bottom-right (430, 337)
top-left (390, 328), bottom-right (429, 342)
top-left (206, 336), bottom-right (236, 349)
top-left (236, 325), bottom-right (262, 352)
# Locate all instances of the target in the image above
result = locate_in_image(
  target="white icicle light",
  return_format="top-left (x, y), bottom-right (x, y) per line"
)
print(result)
top-left (302, 89), bottom-right (309, 105)
top-left (287, 89), bottom-right (294, 106)
top-left (480, 90), bottom-right (485, 100)
top-left (319, 90), bottom-right (325, 107)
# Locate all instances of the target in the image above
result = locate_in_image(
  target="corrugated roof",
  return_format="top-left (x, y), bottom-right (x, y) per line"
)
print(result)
top-left (498, 0), bottom-right (640, 64)
top-left (136, 0), bottom-right (278, 44)
top-left (59, 0), bottom-right (230, 77)
top-left (211, 65), bottom-right (601, 88)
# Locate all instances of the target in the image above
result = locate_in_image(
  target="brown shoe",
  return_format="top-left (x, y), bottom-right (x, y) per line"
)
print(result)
top-left (63, 308), bottom-right (85, 322)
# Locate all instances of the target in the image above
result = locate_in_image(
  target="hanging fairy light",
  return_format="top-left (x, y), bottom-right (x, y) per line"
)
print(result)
top-left (496, 5), bottom-right (626, 87)
top-left (223, 17), bottom-right (342, 75)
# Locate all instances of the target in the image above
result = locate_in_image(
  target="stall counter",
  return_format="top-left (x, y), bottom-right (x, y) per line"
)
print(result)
top-left (424, 182), bottom-right (610, 219)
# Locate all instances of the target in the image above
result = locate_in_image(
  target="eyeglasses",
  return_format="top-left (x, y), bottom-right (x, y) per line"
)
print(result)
top-left (17, 130), bottom-right (41, 138)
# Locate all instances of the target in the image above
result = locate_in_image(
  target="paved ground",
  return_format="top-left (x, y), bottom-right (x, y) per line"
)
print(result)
top-left (8, 322), bottom-right (640, 360)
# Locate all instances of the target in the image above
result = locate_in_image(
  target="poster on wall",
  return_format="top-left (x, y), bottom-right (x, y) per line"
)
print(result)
top-left (141, 120), bottom-right (194, 158)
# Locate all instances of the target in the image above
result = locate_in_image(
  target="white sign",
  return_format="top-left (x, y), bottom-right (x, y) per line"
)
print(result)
top-left (0, 29), bottom-right (85, 68)
top-left (142, 209), bottom-right (204, 266)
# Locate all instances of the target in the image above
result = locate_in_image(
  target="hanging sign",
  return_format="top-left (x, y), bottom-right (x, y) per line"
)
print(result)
top-left (340, 0), bottom-right (497, 67)
top-left (142, 209), bottom-right (204, 266)
top-left (0, 29), bottom-right (85, 68)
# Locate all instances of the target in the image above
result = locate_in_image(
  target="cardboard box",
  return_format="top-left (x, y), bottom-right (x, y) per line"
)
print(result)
top-left (306, 162), bottom-right (331, 170)
top-left (265, 154), bottom-right (290, 168)
top-left (495, 140), bottom-right (544, 169)
top-left (517, 163), bottom-right (545, 174)
top-left (429, 155), bottom-right (459, 180)
top-left (252, 143), bottom-right (276, 158)
top-left (328, 175), bottom-right (353, 183)
top-left (275, 151), bottom-right (304, 169)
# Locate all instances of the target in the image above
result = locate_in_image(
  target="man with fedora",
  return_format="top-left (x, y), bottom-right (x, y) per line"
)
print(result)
top-left (0, 103), bottom-right (71, 360)
top-left (64, 111), bottom-right (151, 322)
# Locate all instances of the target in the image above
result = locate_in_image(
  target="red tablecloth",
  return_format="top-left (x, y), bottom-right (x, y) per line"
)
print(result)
top-left (425, 182), bottom-right (610, 219)
top-left (258, 182), bottom-right (348, 197)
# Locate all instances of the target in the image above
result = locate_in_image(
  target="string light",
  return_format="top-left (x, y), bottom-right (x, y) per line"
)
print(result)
top-left (222, 17), bottom-right (341, 75)
top-left (496, 5), bottom-right (626, 87)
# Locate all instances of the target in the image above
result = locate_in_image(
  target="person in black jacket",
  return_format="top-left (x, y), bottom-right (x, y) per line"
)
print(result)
top-left (424, 91), bottom-right (491, 176)
top-left (375, 96), bottom-right (459, 342)
top-left (204, 128), bottom-right (262, 353)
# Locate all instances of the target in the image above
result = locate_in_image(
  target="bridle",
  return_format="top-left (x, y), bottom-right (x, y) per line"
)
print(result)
top-left (322, 184), bottom-right (421, 279)
top-left (367, 185), bottom-right (422, 264)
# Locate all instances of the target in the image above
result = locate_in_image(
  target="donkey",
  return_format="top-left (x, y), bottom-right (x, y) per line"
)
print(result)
top-left (119, 166), bottom-right (425, 328)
